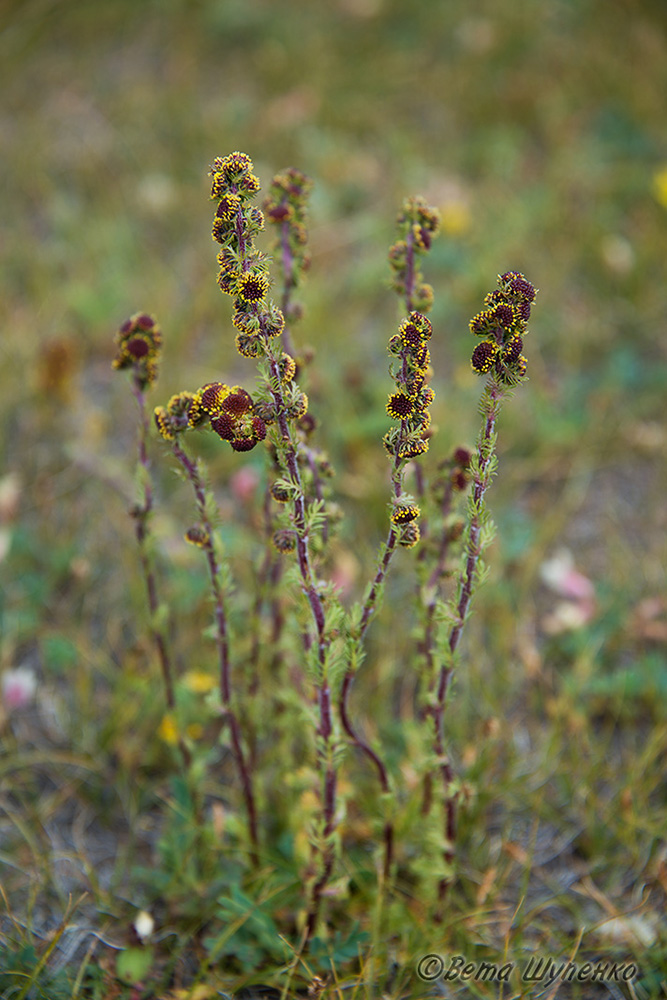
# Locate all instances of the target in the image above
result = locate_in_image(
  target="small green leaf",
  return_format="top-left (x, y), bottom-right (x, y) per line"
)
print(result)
top-left (116, 946), bottom-right (154, 984)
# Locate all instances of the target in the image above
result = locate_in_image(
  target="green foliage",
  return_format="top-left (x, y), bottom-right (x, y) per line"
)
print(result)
top-left (115, 946), bottom-right (155, 985)
top-left (206, 885), bottom-right (291, 968)
top-left (0, 943), bottom-right (73, 1000)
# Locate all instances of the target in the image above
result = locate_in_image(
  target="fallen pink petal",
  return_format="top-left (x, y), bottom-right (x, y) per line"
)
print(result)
top-left (2, 667), bottom-right (37, 710)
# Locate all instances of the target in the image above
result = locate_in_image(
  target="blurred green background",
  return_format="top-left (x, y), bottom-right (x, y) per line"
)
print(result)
top-left (2, 0), bottom-right (667, 989)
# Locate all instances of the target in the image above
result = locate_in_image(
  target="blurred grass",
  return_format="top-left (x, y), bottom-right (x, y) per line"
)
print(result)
top-left (1, 0), bottom-right (667, 994)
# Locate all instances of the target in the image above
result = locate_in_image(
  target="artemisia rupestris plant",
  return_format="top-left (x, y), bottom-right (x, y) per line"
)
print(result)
top-left (112, 150), bottom-right (537, 950)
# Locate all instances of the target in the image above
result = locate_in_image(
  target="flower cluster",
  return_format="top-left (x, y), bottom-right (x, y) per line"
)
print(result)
top-left (154, 382), bottom-right (266, 452)
top-left (388, 197), bottom-right (441, 312)
top-left (112, 313), bottom-right (162, 387)
top-left (383, 311), bottom-right (437, 547)
top-left (384, 313), bottom-right (434, 455)
top-left (469, 271), bottom-right (537, 384)
top-left (209, 152), bottom-right (286, 359)
top-left (264, 167), bottom-right (313, 318)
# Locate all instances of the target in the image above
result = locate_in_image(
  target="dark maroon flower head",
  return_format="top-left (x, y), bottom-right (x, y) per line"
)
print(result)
top-left (490, 303), bottom-right (515, 329)
top-left (517, 301), bottom-right (532, 322)
top-left (222, 389), bottom-right (253, 416)
top-left (469, 311), bottom-right (490, 337)
top-left (451, 468), bottom-right (470, 491)
top-left (127, 336), bottom-right (150, 359)
top-left (266, 203), bottom-right (291, 223)
top-left (500, 271), bottom-right (536, 303)
top-left (112, 312), bottom-right (161, 385)
top-left (502, 334), bottom-right (523, 364)
top-left (284, 167), bottom-right (311, 194)
top-left (409, 311), bottom-right (432, 340)
top-left (237, 272), bottom-right (268, 303)
top-left (387, 391), bottom-right (416, 421)
top-left (510, 276), bottom-right (536, 302)
top-left (251, 415), bottom-right (267, 441)
top-left (230, 437), bottom-right (256, 452)
top-left (484, 289), bottom-right (505, 308)
top-left (273, 528), bottom-right (296, 553)
top-left (417, 226), bottom-right (432, 249)
top-left (414, 344), bottom-right (430, 370)
top-left (400, 324), bottom-right (423, 350)
top-left (199, 382), bottom-right (229, 414)
top-left (452, 446), bottom-right (472, 467)
top-left (216, 193), bottom-right (241, 220)
top-left (218, 270), bottom-right (237, 294)
top-left (211, 413), bottom-right (235, 441)
top-left (471, 341), bottom-right (498, 374)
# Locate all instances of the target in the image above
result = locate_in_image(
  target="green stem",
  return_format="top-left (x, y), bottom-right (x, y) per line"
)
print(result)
top-left (130, 376), bottom-right (191, 770)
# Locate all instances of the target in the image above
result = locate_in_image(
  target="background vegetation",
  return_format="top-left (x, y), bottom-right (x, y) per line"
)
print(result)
top-left (1, 0), bottom-right (666, 996)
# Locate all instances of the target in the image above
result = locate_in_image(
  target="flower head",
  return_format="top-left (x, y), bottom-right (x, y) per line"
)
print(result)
top-left (500, 271), bottom-right (537, 303)
top-left (399, 437), bottom-right (429, 460)
top-left (221, 388), bottom-right (253, 416)
top-left (185, 525), bottom-right (210, 547)
top-left (390, 503), bottom-right (420, 525)
top-left (154, 406), bottom-right (174, 440)
top-left (196, 382), bottom-right (230, 417)
top-left (210, 413), bottom-right (236, 441)
top-left (471, 341), bottom-right (499, 374)
top-left (386, 391), bottom-right (416, 421)
top-left (112, 313), bottom-right (162, 387)
top-left (470, 272), bottom-right (537, 383)
top-left (237, 271), bottom-right (269, 304)
top-left (398, 522), bottom-right (421, 548)
top-left (273, 529), bottom-right (297, 553)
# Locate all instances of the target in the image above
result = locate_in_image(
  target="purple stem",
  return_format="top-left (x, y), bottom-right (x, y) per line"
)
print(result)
top-left (234, 200), bottom-right (334, 937)
top-left (336, 243), bottom-right (421, 880)
top-left (171, 438), bottom-right (259, 865)
top-left (263, 352), bottom-right (337, 937)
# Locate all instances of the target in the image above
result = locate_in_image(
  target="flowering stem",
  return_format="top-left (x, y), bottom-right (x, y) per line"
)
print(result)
top-left (264, 351), bottom-right (337, 940)
top-left (417, 477), bottom-right (456, 816)
top-left (171, 437), bottom-right (259, 866)
top-left (430, 378), bottom-right (503, 916)
top-left (248, 485), bottom-right (284, 696)
top-left (130, 377), bottom-right (191, 770)
top-left (337, 247), bottom-right (423, 883)
top-left (221, 179), bottom-right (338, 934)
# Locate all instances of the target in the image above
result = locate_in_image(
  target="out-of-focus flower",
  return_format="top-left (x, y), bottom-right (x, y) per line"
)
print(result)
top-left (653, 166), bottom-right (667, 209)
top-left (2, 667), bottom-right (37, 710)
top-left (112, 313), bottom-right (162, 388)
top-left (230, 466), bottom-right (260, 502)
top-left (540, 549), bottom-right (595, 602)
top-left (182, 670), bottom-right (216, 694)
top-left (595, 914), bottom-right (658, 948)
top-left (157, 712), bottom-right (179, 745)
top-left (600, 234), bottom-right (635, 275)
top-left (539, 548), bottom-right (596, 633)
top-left (439, 199), bottom-right (471, 236)
top-left (629, 597), bottom-right (667, 643)
top-left (133, 910), bottom-right (154, 942)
